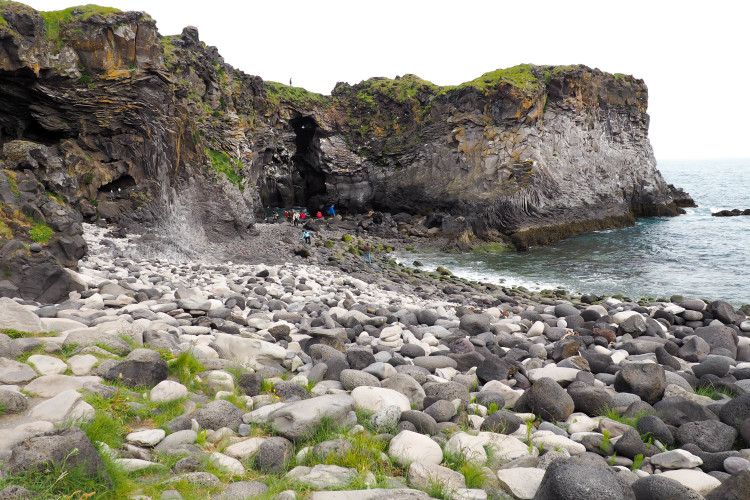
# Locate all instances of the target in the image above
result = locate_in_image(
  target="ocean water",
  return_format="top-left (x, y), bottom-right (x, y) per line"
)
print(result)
top-left (397, 158), bottom-right (750, 306)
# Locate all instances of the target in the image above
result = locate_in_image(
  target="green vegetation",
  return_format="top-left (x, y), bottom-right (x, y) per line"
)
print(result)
top-left (264, 81), bottom-right (329, 108)
top-left (1, 328), bottom-right (54, 339)
top-left (443, 64), bottom-right (540, 95)
top-left (205, 149), bottom-right (244, 190)
top-left (0, 446), bottom-right (128, 499)
top-left (470, 242), bottom-right (514, 254)
top-left (29, 222), bottom-right (53, 243)
top-left (168, 349), bottom-right (204, 390)
top-left (40, 5), bottom-right (121, 47)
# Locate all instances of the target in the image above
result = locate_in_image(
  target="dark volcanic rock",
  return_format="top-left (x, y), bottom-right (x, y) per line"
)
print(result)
top-left (5, 427), bottom-right (110, 484)
top-left (676, 419), bottom-right (738, 452)
top-left (613, 363), bottom-right (666, 404)
top-left (524, 377), bottom-right (574, 422)
top-left (533, 458), bottom-right (636, 500)
top-left (103, 348), bottom-right (168, 388)
top-left (631, 475), bottom-right (704, 500)
top-left (194, 400), bottom-right (244, 431)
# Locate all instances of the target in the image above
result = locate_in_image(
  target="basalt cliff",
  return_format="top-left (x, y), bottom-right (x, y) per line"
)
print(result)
top-left (0, 3), bottom-right (691, 302)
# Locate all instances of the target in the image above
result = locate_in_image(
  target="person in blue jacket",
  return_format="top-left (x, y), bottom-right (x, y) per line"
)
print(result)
top-left (328, 204), bottom-right (335, 218)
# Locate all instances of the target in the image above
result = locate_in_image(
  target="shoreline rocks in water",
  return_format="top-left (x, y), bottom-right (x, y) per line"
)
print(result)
top-left (712, 209), bottom-right (750, 217)
top-left (1, 222), bottom-right (750, 499)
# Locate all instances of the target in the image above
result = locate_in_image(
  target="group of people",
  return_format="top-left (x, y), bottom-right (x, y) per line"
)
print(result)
top-left (283, 204), bottom-right (336, 227)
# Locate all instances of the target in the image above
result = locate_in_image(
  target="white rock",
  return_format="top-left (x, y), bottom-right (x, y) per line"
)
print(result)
top-left (527, 366), bottom-right (580, 383)
top-left (566, 413), bottom-right (599, 434)
top-left (530, 431), bottom-right (586, 455)
top-left (445, 433), bottom-right (488, 463)
top-left (610, 350), bottom-right (629, 364)
top-left (205, 370), bottom-right (235, 393)
top-left (0, 420), bottom-right (54, 451)
top-left (650, 449), bottom-right (703, 469)
top-left (243, 402), bottom-right (287, 425)
top-left (28, 389), bottom-right (82, 422)
top-left (41, 318), bottom-right (88, 332)
top-left (224, 437), bottom-right (266, 460)
top-left (209, 452), bottom-right (245, 475)
top-left (480, 380), bottom-right (523, 408)
top-left (496, 467), bottom-right (545, 499)
top-left (0, 358), bottom-right (38, 384)
top-left (150, 380), bottom-right (188, 403)
top-left (0, 298), bottom-right (44, 332)
top-left (27, 354), bottom-right (68, 376)
top-left (23, 375), bottom-right (101, 398)
top-left (477, 432), bottom-right (538, 462)
top-left (453, 489), bottom-right (487, 500)
top-left (351, 386), bottom-right (411, 412)
top-left (212, 333), bottom-right (286, 370)
top-left (389, 430), bottom-right (443, 466)
top-left (527, 321), bottom-right (545, 338)
top-left (67, 354), bottom-right (99, 375)
top-left (408, 461), bottom-right (466, 492)
top-left (612, 311), bottom-right (640, 325)
top-left (126, 429), bottom-right (166, 447)
top-left (115, 459), bottom-right (164, 471)
top-left (659, 469), bottom-right (721, 495)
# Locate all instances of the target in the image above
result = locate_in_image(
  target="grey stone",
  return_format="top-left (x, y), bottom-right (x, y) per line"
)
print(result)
top-left (214, 481), bottom-right (268, 500)
top-left (0, 389), bottom-right (28, 414)
top-left (459, 313), bottom-right (491, 335)
top-left (381, 373), bottom-right (426, 410)
top-left (5, 427), bottom-right (110, 484)
top-left (267, 394), bottom-right (354, 440)
top-left (312, 438), bottom-right (354, 460)
top-left (613, 428), bottom-right (647, 459)
top-left (104, 348), bottom-right (168, 388)
top-left (400, 410), bottom-right (438, 435)
top-left (631, 475), bottom-right (704, 500)
top-left (423, 381), bottom-right (470, 409)
top-left (613, 363), bottom-right (667, 405)
top-left (340, 369), bottom-right (380, 391)
top-left (677, 419), bottom-right (738, 453)
top-left (524, 377), bottom-right (575, 422)
top-left (194, 400), bottom-right (245, 431)
top-left (255, 436), bottom-right (293, 473)
top-left (532, 458), bottom-right (636, 499)
top-left (424, 400), bottom-right (457, 423)
top-left (370, 405), bottom-right (401, 431)
top-left (480, 410), bottom-right (522, 434)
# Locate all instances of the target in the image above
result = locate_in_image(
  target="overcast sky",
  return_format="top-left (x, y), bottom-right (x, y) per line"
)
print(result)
top-left (23, 0), bottom-right (749, 160)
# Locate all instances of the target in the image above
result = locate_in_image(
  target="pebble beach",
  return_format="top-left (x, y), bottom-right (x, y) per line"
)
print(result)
top-left (2, 219), bottom-right (750, 499)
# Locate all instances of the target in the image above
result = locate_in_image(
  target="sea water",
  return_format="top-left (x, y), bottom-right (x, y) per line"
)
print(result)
top-left (397, 158), bottom-right (750, 306)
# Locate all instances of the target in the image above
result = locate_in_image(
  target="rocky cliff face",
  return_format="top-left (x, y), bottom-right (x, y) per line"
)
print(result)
top-left (0, 2), bottom-right (689, 302)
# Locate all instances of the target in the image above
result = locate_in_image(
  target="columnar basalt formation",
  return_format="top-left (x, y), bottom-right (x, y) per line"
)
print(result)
top-left (0, 2), bottom-right (690, 301)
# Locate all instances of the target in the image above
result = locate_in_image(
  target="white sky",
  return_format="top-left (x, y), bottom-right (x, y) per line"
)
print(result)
top-left (22, 0), bottom-right (750, 160)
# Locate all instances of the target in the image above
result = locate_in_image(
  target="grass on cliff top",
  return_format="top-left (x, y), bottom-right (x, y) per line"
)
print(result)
top-left (264, 81), bottom-right (329, 108)
top-left (444, 64), bottom-right (541, 95)
top-left (39, 4), bottom-right (121, 43)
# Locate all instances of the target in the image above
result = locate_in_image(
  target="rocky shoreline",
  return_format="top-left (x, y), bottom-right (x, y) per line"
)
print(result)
top-left (2, 220), bottom-right (750, 499)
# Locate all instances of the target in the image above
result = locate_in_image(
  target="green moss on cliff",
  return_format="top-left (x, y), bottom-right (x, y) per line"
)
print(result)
top-left (446, 64), bottom-right (541, 94)
top-left (206, 149), bottom-right (244, 190)
top-left (264, 81), bottom-right (328, 109)
top-left (29, 222), bottom-right (52, 243)
top-left (40, 4), bottom-right (121, 46)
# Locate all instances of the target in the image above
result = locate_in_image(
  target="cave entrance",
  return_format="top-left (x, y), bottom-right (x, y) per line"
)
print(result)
top-left (290, 115), bottom-right (327, 212)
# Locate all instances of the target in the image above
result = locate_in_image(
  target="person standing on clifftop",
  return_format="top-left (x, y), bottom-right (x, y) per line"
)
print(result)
top-left (362, 241), bottom-right (372, 265)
